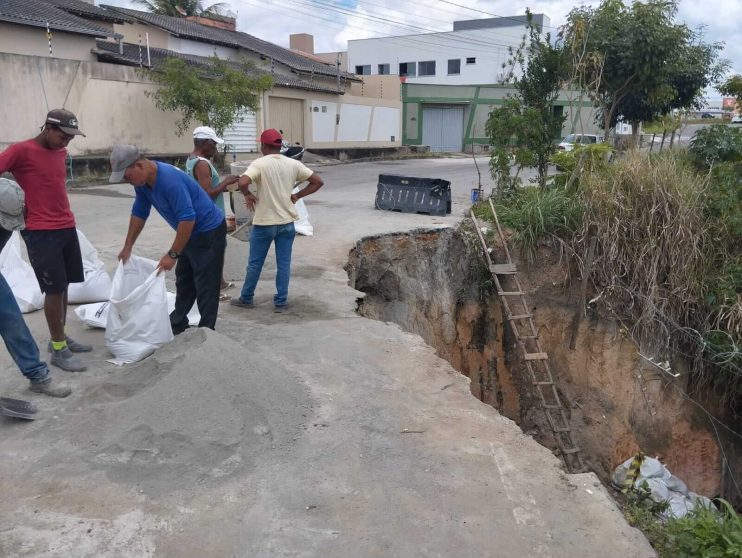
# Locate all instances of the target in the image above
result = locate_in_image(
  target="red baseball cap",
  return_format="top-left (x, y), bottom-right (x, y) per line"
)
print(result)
top-left (260, 128), bottom-right (283, 146)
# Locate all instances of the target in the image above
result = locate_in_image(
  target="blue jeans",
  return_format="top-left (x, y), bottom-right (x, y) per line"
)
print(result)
top-left (0, 270), bottom-right (50, 384)
top-left (240, 223), bottom-right (296, 307)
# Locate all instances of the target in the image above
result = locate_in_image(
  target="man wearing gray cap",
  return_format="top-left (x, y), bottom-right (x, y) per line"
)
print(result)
top-left (0, 109), bottom-right (90, 373)
top-left (110, 144), bottom-right (227, 333)
top-left (0, 178), bottom-right (71, 397)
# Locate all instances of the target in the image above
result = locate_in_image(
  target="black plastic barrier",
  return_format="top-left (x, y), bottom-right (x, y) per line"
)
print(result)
top-left (374, 174), bottom-right (452, 216)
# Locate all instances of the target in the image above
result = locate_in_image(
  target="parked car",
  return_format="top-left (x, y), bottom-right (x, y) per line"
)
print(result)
top-left (731, 115), bottom-right (742, 124)
top-left (557, 134), bottom-right (604, 151)
top-left (701, 112), bottom-right (714, 119)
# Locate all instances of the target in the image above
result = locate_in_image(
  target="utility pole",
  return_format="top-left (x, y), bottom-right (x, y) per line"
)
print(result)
top-left (336, 53), bottom-right (341, 92)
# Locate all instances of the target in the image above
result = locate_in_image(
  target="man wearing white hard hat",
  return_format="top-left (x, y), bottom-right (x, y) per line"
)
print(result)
top-left (185, 126), bottom-right (239, 294)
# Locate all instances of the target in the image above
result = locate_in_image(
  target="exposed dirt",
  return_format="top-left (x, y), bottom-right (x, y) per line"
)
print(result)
top-left (347, 226), bottom-right (728, 498)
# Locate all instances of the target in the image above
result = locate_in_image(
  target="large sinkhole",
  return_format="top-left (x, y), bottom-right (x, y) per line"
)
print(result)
top-left (345, 226), bottom-right (733, 502)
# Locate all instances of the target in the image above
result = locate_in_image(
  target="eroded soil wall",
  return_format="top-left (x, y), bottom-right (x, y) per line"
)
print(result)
top-left (346, 227), bottom-right (727, 498)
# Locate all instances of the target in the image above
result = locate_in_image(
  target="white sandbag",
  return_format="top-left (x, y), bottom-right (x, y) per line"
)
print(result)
top-left (68, 229), bottom-right (112, 304)
top-left (76, 295), bottom-right (199, 330)
top-left (0, 231), bottom-right (44, 313)
top-left (292, 186), bottom-right (313, 236)
top-left (75, 301), bottom-right (110, 329)
top-left (106, 256), bottom-right (173, 364)
top-left (166, 292), bottom-right (201, 326)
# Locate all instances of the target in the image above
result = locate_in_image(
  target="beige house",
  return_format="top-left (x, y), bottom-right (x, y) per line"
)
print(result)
top-left (0, 0), bottom-right (402, 159)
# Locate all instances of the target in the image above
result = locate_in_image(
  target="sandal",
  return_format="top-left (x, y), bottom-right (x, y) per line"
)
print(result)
top-left (220, 281), bottom-right (234, 291)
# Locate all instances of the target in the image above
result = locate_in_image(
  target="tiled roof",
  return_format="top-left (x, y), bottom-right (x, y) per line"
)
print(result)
top-left (43, 0), bottom-right (130, 24)
top-left (100, 5), bottom-right (359, 81)
top-left (0, 0), bottom-right (116, 37)
top-left (94, 39), bottom-right (343, 95)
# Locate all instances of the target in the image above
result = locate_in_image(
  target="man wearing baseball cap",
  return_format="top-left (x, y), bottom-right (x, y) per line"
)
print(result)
top-left (0, 109), bottom-right (90, 373)
top-left (186, 126), bottom-right (239, 295)
top-left (0, 178), bottom-right (71, 397)
top-left (230, 129), bottom-right (324, 312)
top-left (110, 144), bottom-right (227, 333)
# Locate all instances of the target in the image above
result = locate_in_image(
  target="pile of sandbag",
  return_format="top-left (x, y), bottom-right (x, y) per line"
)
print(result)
top-left (0, 229), bottom-right (111, 312)
top-left (613, 455), bottom-right (714, 518)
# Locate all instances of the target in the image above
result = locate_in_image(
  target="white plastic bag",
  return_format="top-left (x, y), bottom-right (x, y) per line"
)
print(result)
top-left (75, 301), bottom-right (110, 329)
top-left (0, 231), bottom-right (44, 313)
top-left (292, 186), bottom-right (313, 236)
top-left (68, 229), bottom-right (112, 304)
top-left (106, 256), bottom-right (173, 364)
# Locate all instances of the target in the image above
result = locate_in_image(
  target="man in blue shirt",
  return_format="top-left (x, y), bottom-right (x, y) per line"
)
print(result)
top-left (109, 144), bottom-right (227, 333)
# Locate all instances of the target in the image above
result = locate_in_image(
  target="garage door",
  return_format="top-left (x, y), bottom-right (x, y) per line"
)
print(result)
top-left (422, 105), bottom-right (464, 152)
top-left (269, 97), bottom-right (305, 145)
top-left (223, 110), bottom-right (257, 154)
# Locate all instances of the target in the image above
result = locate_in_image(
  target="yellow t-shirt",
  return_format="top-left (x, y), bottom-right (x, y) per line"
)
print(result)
top-left (243, 154), bottom-right (314, 225)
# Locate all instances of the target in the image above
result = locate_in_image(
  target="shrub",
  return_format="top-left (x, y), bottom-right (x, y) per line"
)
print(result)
top-left (665, 499), bottom-right (742, 557)
top-left (689, 124), bottom-right (742, 167)
top-left (484, 187), bottom-right (582, 261)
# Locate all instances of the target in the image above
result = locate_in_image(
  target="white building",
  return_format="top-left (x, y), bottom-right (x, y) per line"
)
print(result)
top-left (347, 14), bottom-right (551, 85)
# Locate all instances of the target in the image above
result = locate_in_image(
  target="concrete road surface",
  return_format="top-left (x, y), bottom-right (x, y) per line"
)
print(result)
top-left (0, 158), bottom-right (654, 557)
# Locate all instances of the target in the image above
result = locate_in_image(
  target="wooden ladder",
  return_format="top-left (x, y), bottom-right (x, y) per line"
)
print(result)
top-left (470, 199), bottom-right (585, 473)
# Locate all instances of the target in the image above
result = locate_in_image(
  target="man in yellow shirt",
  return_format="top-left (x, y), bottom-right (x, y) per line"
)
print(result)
top-left (230, 129), bottom-right (323, 312)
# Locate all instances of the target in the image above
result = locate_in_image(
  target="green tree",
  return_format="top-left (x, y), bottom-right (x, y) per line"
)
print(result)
top-left (719, 74), bottom-right (742, 106)
top-left (133, 0), bottom-right (227, 17)
top-left (144, 56), bottom-right (273, 137)
top-left (487, 12), bottom-right (567, 189)
top-left (564, 0), bottom-right (725, 140)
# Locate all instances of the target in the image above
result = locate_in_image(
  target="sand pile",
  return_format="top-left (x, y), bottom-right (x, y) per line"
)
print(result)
top-left (37, 328), bottom-right (308, 494)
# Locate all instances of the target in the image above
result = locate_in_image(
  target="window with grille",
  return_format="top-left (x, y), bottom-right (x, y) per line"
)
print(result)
top-left (399, 62), bottom-right (416, 76)
top-left (418, 61), bottom-right (436, 76)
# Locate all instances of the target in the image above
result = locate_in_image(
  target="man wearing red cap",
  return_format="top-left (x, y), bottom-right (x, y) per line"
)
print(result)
top-left (230, 129), bottom-right (323, 312)
top-left (0, 109), bottom-right (90, 373)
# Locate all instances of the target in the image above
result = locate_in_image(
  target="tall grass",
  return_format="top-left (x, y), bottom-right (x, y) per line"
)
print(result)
top-left (481, 187), bottom-right (582, 261)
top-left (573, 151), bottom-right (717, 357)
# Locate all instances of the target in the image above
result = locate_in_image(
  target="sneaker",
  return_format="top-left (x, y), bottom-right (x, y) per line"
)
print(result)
top-left (29, 378), bottom-right (72, 398)
top-left (230, 297), bottom-right (254, 308)
top-left (48, 337), bottom-right (92, 353)
top-left (273, 305), bottom-right (288, 313)
top-left (50, 347), bottom-right (87, 372)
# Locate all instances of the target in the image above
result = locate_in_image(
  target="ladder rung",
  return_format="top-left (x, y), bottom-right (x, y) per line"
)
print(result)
top-left (518, 334), bottom-right (540, 340)
top-left (542, 403), bottom-right (562, 409)
top-left (524, 352), bottom-right (548, 360)
top-left (561, 447), bottom-right (581, 455)
top-left (508, 313), bottom-right (533, 320)
top-left (533, 381), bottom-right (554, 386)
top-left (553, 426), bottom-right (572, 433)
top-left (490, 263), bottom-right (517, 274)
top-left (497, 291), bottom-right (524, 296)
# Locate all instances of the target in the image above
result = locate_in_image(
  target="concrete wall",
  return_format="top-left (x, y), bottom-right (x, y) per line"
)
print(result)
top-left (0, 23), bottom-right (99, 62)
top-left (349, 75), bottom-right (402, 101)
top-left (0, 53), bottom-right (191, 156)
top-left (348, 26), bottom-right (528, 85)
top-left (113, 22), bottom-right (170, 50)
top-left (0, 53), bottom-right (401, 157)
top-left (402, 83), bottom-right (600, 148)
top-left (315, 51), bottom-right (348, 71)
top-left (266, 87), bottom-right (402, 149)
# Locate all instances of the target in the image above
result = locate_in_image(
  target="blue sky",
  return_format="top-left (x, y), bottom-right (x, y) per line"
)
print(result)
top-left (104, 0), bottom-right (741, 97)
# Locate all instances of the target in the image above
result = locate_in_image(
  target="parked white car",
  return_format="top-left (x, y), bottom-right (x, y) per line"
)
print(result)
top-left (557, 134), bottom-right (604, 151)
top-left (731, 115), bottom-right (742, 124)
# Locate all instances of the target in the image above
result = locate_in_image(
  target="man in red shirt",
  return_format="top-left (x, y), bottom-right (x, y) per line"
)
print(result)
top-left (0, 109), bottom-right (90, 372)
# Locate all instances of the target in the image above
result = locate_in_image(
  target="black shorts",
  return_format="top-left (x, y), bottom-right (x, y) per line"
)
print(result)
top-left (21, 228), bottom-right (84, 294)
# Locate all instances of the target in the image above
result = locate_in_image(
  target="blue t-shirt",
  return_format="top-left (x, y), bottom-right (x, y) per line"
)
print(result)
top-left (131, 161), bottom-right (224, 234)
